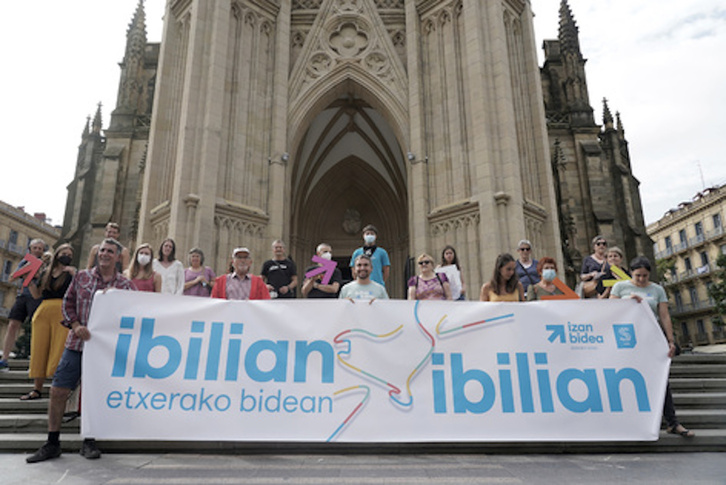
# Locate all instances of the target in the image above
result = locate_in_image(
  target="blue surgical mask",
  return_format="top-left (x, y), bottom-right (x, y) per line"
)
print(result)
top-left (542, 269), bottom-right (556, 282)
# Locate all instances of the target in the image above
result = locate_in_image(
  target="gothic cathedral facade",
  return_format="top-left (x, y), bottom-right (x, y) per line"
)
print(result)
top-left (61, 0), bottom-right (653, 297)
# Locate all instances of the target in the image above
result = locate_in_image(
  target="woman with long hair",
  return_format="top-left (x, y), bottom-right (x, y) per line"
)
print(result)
top-left (610, 256), bottom-right (694, 437)
top-left (152, 238), bottom-right (184, 294)
top-left (20, 244), bottom-right (75, 400)
top-left (480, 253), bottom-right (524, 302)
top-left (125, 243), bottom-right (161, 292)
top-left (436, 245), bottom-right (466, 300)
top-left (408, 253), bottom-right (452, 300)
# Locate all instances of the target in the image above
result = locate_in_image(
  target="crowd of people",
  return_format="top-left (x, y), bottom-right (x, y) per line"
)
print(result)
top-left (0, 223), bottom-right (694, 463)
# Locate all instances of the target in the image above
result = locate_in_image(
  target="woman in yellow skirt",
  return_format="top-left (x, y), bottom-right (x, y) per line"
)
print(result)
top-left (20, 244), bottom-right (75, 400)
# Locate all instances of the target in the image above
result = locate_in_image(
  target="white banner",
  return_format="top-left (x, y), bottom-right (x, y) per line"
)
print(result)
top-left (82, 291), bottom-right (670, 442)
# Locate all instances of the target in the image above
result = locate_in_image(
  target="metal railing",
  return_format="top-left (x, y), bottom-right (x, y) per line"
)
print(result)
top-left (671, 300), bottom-right (715, 316)
top-left (7, 242), bottom-right (24, 255)
top-left (655, 226), bottom-right (725, 259)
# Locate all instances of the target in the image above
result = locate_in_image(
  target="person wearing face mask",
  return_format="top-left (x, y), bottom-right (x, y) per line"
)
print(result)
top-left (211, 247), bottom-right (270, 300)
top-left (125, 243), bottom-right (161, 293)
top-left (526, 257), bottom-right (565, 301)
top-left (349, 224), bottom-right (390, 287)
top-left (20, 244), bottom-right (76, 400)
top-left (302, 243), bottom-right (343, 298)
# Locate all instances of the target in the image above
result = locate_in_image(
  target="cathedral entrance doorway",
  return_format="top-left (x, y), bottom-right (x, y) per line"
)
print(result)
top-left (290, 96), bottom-right (408, 298)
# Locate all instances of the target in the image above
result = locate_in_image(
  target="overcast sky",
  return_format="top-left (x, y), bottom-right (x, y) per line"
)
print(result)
top-left (2, 0), bottom-right (724, 228)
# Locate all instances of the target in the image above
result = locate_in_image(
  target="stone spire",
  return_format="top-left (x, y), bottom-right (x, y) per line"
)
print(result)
top-left (126, 0), bottom-right (147, 61)
top-left (602, 98), bottom-right (614, 129)
top-left (116, 0), bottom-right (147, 112)
top-left (616, 111), bottom-right (625, 136)
top-left (558, 0), bottom-right (582, 60)
top-left (92, 103), bottom-right (103, 134)
top-left (82, 115), bottom-right (91, 139)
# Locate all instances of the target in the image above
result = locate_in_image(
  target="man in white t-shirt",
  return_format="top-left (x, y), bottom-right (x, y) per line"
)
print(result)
top-left (339, 254), bottom-right (388, 301)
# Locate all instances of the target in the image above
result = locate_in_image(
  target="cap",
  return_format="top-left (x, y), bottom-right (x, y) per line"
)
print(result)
top-left (232, 247), bottom-right (250, 257)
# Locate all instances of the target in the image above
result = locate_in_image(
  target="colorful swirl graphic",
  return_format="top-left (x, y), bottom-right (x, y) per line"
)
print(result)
top-left (328, 301), bottom-right (514, 441)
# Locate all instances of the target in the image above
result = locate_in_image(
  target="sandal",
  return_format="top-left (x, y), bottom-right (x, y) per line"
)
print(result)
top-left (19, 389), bottom-right (42, 401)
top-left (62, 411), bottom-right (80, 423)
top-left (667, 424), bottom-right (695, 437)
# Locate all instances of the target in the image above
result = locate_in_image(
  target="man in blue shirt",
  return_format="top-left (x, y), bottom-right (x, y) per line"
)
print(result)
top-left (349, 224), bottom-right (390, 287)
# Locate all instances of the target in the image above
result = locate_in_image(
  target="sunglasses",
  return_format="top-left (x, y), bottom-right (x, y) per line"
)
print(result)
top-left (518, 247), bottom-right (531, 251)
top-left (418, 260), bottom-right (433, 265)
top-left (596, 241), bottom-right (608, 246)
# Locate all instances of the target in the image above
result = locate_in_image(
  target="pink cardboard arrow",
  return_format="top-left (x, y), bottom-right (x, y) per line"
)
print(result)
top-left (304, 255), bottom-right (338, 285)
top-left (11, 254), bottom-right (43, 287)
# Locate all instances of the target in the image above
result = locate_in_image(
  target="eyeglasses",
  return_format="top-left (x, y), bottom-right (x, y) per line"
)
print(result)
top-left (518, 247), bottom-right (531, 251)
top-left (596, 241), bottom-right (608, 246)
top-left (418, 260), bottom-right (433, 265)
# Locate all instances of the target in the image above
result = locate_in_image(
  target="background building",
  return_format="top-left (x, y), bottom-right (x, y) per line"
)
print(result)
top-left (648, 184), bottom-right (726, 348)
top-left (61, 0), bottom-right (652, 297)
top-left (0, 201), bottom-right (60, 352)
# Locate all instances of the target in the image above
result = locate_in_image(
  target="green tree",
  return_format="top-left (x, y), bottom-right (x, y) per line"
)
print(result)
top-left (708, 253), bottom-right (726, 327)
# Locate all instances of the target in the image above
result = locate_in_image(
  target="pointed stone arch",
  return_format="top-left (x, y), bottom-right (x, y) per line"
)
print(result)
top-left (288, 66), bottom-right (408, 157)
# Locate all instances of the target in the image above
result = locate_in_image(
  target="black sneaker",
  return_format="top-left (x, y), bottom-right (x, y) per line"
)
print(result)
top-left (80, 438), bottom-right (101, 459)
top-left (26, 442), bottom-right (62, 463)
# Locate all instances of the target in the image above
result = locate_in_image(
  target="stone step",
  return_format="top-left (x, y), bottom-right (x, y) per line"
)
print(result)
top-left (669, 378), bottom-right (726, 392)
top-left (674, 409), bottom-right (726, 427)
top-left (672, 392), bottom-right (726, 409)
top-left (0, 414), bottom-right (79, 434)
top-left (0, 397), bottom-right (48, 413)
top-left (1, 430), bottom-right (725, 454)
top-left (0, 383), bottom-right (51, 398)
top-left (668, 364), bottom-right (726, 377)
top-left (0, 369), bottom-right (35, 382)
top-left (672, 354), bottom-right (726, 364)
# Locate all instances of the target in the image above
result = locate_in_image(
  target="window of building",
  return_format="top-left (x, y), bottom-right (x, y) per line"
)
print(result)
top-left (680, 322), bottom-right (689, 337)
top-left (700, 251), bottom-right (709, 267)
top-left (697, 319), bottom-right (706, 335)
top-left (695, 221), bottom-right (704, 236)
top-left (665, 235), bottom-right (672, 249)
top-left (674, 291), bottom-right (683, 311)
top-left (670, 266), bottom-right (677, 278)
top-left (679, 229), bottom-right (687, 244)
top-left (684, 257), bottom-right (692, 272)
top-left (2, 260), bottom-right (11, 277)
top-left (714, 213), bottom-right (722, 229)
top-left (706, 281), bottom-right (714, 304)
top-left (713, 318), bottom-right (723, 336)
top-left (689, 286), bottom-right (698, 303)
top-left (722, 244), bottom-right (726, 255)
top-left (8, 230), bottom-right (18, 245)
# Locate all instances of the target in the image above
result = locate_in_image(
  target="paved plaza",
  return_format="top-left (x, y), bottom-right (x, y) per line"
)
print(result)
top-left (2, 452), bottom-right (724, 484)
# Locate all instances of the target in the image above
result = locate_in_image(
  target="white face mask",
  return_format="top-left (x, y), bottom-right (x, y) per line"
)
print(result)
top-left (364, 234), bottom-right (376, 245)
top-left (321, 251), bottom-right (332, 261)
top-left (542, 268), bottom-right (556, 282)
top-left (137, 253), bottom-right (151, 266)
